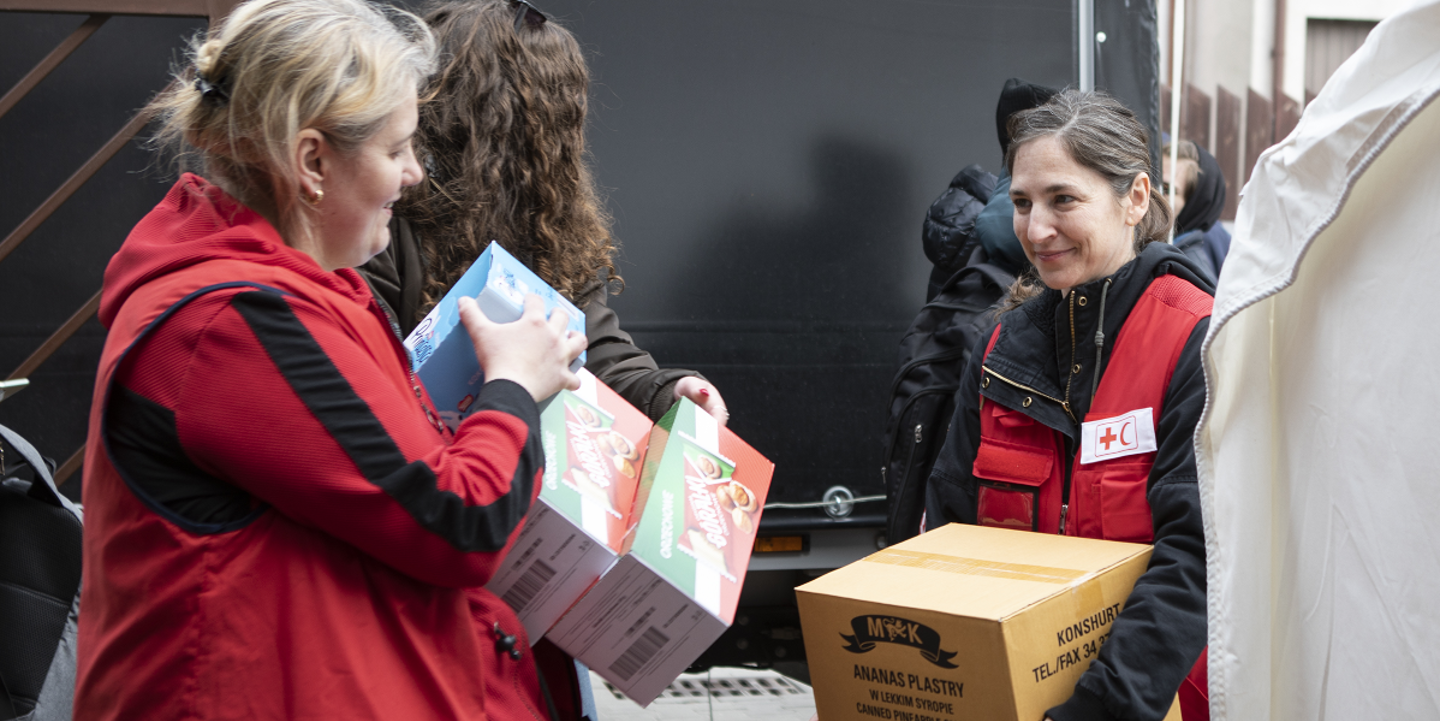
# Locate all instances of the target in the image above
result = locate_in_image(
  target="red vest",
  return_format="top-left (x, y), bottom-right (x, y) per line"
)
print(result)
top-left (972, 274), bottom-right (1211, 541)
top-left (971, 274), bottom-right (1213, 721)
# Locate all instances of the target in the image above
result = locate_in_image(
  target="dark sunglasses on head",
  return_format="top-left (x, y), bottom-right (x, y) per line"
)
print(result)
top-left (508, 0), bottom-right (547, 32)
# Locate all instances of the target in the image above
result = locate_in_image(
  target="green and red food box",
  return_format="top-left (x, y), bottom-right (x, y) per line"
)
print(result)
top-left (546, 397), bottom-right (775, 706)
top-left (485, 369), bottom-right (652, 641)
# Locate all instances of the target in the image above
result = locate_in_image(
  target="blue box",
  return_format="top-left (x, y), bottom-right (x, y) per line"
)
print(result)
top-left (404, 241), bottom-right (587, 430)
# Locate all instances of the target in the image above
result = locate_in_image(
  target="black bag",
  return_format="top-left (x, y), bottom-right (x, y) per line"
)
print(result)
top-left (883, 247), bottom-right (1013, 545)
top-left (0, 425), bottom-right (82, 721)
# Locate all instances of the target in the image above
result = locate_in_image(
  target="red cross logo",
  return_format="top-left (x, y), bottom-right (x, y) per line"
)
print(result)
top-left (1084, 410), bottom-right (1154, 464)
top-left (1099, 427), bottom-right (1119, 450)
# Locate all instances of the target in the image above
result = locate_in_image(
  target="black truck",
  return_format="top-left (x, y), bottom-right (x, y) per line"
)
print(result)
top-left (0, 0), bottom-right (1158, 679)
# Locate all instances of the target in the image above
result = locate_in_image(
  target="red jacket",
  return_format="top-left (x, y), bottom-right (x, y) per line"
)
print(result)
top-left (76, 174), bottom-right (552, 720)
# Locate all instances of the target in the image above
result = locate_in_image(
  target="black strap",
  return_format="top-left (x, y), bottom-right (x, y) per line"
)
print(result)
top-left (970, 262), bottom-right (1016, 291)
top-left (942, 260), bottom-right (1014, 294)
top-left (0, 668), bottom-right (18, 719)
top-left (0, 425), bottom-right (65, 509)
top-left (534, 663), bottom-right (562, 721)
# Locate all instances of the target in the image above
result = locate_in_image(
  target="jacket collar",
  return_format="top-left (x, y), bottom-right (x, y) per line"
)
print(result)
top-left (981, 241), bottom-right (1215, 436)
top-left (101, 173), bottom-right (374, 329)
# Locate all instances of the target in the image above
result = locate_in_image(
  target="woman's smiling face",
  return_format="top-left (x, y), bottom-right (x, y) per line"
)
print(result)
top-left (306, 89), bottom-right (423, 271)
top-left (1010, 135), bottom-right (1149, 291)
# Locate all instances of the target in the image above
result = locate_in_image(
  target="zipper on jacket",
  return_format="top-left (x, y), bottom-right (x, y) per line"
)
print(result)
top-left (1057, 292), bottom-right (1085, 535)
top-left (1063, 291), bottom-right (1077, 417)
top-left (980, 367), bottom-right (1076, 424)
top-left (374, 297), bottom-right (448, 436)
top-left (1060, 433), bottom-right (1077, 536)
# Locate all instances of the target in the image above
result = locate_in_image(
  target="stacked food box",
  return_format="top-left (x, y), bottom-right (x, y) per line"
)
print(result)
top-left (407, 249), bottom-right (774, 707)
top-left (547, 397), bottom-right (774, 706)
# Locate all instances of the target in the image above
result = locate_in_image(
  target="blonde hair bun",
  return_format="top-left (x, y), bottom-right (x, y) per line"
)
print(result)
top-left (146, 0), bottom-right (437, 242)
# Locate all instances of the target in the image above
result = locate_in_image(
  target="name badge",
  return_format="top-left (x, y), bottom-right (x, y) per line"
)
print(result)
top-left (1080, 408), bottom-right (1157, 464)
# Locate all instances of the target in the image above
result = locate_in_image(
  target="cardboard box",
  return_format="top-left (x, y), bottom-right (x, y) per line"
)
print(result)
top-left (485, 370), bottom-right (652, 641)
top-left (797, 524), bottom-right (1181, 721)
top-left (404, 240), bottom-right (586, 431)
top-left (546, 398), bottom-right (775, 707)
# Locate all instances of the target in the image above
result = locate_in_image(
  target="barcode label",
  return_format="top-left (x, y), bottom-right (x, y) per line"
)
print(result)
top-left (501, 559), bottom-right (556, 612)
top-left (609, 626), bottom-right (670, 681)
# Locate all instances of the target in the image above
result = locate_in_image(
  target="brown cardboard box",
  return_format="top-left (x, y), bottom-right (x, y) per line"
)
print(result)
top-left (797, 524), bottom-right (1181, 721)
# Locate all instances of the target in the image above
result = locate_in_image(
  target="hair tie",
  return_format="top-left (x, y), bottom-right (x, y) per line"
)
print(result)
top-left (194, 71), bottom-right (231, 104)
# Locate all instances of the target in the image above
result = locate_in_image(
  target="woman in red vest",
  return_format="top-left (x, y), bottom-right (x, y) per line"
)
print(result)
top-left (75, 1), bottom-right (584, 718)
top-left (925, 90), bottom-right (1211, 721)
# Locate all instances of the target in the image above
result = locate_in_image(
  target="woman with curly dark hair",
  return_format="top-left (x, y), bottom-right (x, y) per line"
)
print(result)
top-left (360, 0), bottom-right (727, 424)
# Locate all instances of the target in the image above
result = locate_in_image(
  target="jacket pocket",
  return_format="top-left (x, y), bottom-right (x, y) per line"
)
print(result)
top-left (976, 482), bottom-right (1040, 531)
top-left (1096, 460), bottom-right (1154, 543)
top-left (973, 438), bottom-right (1052, 533)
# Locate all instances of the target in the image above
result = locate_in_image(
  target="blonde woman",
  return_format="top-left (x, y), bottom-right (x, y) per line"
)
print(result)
top-left (75, 0), bottom-right (582, 718)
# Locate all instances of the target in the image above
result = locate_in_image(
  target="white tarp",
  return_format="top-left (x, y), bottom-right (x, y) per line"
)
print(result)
top-left (1198, 2), bottom-right (1440, 718)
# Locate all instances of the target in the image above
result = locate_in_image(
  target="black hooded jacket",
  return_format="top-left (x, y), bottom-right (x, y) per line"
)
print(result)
top-left (925, 242), bottom-right (1212, 721)
top-left (1173, 144), bottom-right (1232, 277)
top-left (922, 164), bottom-right (997, 299)
top-left (1173, 145), bottom-right (1226, 238)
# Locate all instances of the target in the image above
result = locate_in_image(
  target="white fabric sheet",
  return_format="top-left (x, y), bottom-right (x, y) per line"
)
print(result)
top-left (1198, 3), bottom-right (1440, 718)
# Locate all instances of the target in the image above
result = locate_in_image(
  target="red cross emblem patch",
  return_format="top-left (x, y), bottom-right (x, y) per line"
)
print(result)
top-left (1080, 408), bottom-right (1157, 464)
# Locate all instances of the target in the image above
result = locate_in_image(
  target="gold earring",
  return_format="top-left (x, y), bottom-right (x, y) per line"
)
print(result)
top-left (305, 188), bottom-right (324, 206)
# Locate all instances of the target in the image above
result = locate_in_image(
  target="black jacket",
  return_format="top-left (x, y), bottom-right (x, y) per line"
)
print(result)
top-left (359, 217), bottom-right (702, 421)
top-left (922, 164), bottom-right (996, 301)
top-left (925, 241), bottom-right (1212, 721)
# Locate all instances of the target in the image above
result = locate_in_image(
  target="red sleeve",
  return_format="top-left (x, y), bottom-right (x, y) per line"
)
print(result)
top-left (122, 287), bottom-right (542, 588)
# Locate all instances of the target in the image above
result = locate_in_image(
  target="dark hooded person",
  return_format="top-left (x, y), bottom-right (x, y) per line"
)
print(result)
top-left (1165, 139), bottom-right (1233, 276)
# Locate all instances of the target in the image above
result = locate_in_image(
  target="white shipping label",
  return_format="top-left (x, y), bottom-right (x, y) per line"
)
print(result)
top-left (693, 563), bottom-right (722, 617)
top-left (1080, 407), bottom-right (1157, 464)
top-left (692, 408), bottom-right (719, 454)
top-left (575, 369), bottom-right (599, 405)
top-left (581, 494), bottom-right (609, 539)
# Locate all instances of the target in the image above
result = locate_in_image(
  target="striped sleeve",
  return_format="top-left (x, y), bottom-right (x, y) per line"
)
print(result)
top-left (169, 288), bottom-right (541, 587)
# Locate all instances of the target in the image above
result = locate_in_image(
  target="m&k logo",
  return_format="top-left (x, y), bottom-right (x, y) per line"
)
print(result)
top-left (841, 615), bottom-right (958, 668)
top-left (1080, 407), bottom-right (1158, 464)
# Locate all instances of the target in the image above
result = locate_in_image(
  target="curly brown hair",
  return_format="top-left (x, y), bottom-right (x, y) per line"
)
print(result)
top-left (399, 0), bottom-right (619, 310)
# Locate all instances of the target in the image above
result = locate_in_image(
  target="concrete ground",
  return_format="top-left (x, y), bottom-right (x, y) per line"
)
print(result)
top-left (590, 667), bottom-right (818, 721)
